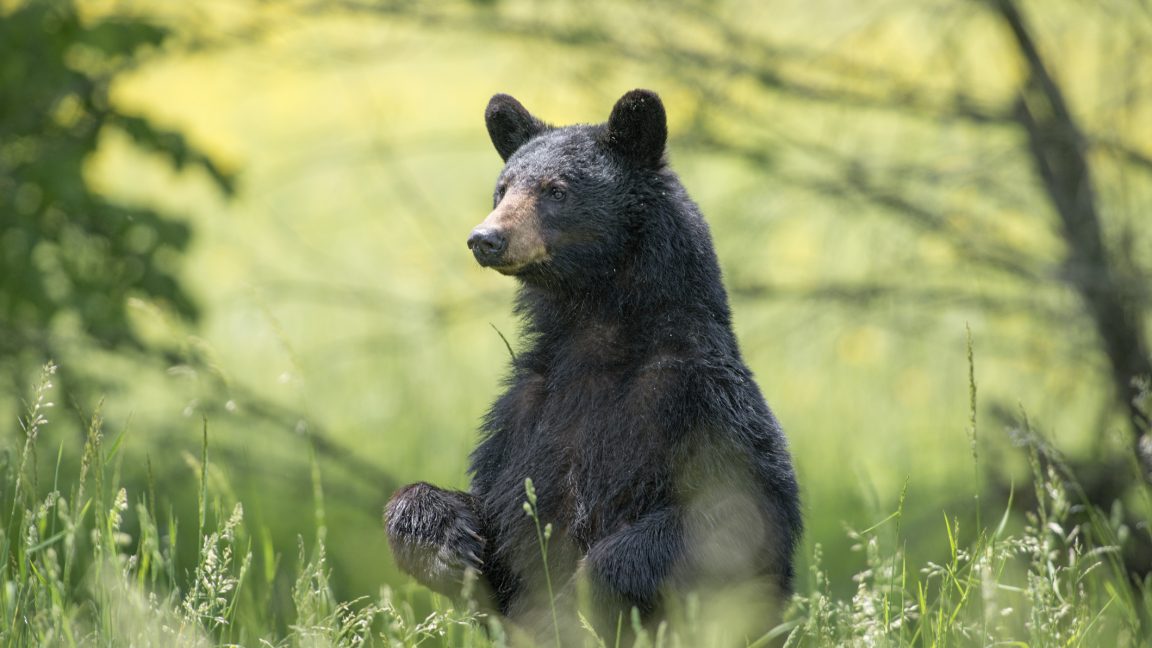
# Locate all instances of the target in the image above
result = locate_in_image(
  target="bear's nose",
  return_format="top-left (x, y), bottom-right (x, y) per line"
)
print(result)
top-left (467, 228), bottom-right (507, 262)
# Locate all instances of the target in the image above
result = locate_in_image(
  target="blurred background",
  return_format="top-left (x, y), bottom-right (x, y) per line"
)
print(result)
top-left (2, 0), bottom-right (1150, 628)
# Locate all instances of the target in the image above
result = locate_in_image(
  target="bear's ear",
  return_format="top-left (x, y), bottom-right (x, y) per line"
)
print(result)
top-left (604, 89), bottom-right (667, 167)
top-left (485, 94), bottom-right (547, 162)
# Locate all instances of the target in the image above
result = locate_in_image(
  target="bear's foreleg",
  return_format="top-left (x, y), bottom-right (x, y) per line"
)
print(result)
top-left (384, 482), bottom-right (487, 597)
top-left (580, 508), bottom-right (683, 618)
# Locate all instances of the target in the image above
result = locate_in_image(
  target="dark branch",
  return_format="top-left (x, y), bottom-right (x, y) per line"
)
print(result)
top-left (991, 0), bottom-right (1152, 442)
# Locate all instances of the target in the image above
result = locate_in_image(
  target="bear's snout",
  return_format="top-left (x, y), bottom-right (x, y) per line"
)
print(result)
top-left (468, 189), bottom-right (549, 274)
top-left (467, 227), bottom-right (508, 265)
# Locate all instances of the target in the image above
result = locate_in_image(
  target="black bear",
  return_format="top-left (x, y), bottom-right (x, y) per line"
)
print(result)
top-left (385, 89), bottom-right (801, 641)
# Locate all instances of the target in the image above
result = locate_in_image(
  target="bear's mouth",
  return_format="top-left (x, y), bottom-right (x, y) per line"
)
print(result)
top-left (470, 252), bottom-right (522, 275)
top-left (473, 246), bottom-right (549, 276)
top-left (488, 259), bottom-right (539, 276)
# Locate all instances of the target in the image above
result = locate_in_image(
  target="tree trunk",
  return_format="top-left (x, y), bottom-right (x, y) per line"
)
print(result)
top-left (992, 0), bottom-right (1152, 458)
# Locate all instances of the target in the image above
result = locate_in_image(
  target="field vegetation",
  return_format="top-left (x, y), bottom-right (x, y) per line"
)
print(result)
top-left (2, 0), bottom-right (1151, 645)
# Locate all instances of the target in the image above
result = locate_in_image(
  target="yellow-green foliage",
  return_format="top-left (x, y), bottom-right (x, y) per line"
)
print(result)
top-left (2, 0), bottom-right (1151, 645)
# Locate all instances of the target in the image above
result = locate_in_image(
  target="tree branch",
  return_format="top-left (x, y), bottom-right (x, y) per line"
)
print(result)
top-left (991, 0), bottom-right (1152, 442)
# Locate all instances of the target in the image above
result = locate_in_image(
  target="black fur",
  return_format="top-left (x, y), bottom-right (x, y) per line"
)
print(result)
top-left (386, 89), bottom-right (802, 639)
top-left (485, 94), bottom-right (549, 162)
top-left (602, 89), bottom-right (667, 167)
top-left (384, 483), bottom-right (485, 596)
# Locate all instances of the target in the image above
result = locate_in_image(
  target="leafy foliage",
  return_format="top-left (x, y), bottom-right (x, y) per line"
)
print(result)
top-left (0, 0), bottom-right (233, 381)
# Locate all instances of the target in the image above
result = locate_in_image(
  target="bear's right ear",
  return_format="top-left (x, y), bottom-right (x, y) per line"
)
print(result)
top-left (485, 94), bottom-right (547, 162)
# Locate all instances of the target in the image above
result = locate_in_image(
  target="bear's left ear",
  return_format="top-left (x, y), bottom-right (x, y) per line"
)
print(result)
top-left (486, 94), bottom-right (547, 162)
top-left (604, 89), bottom-right (667, 167)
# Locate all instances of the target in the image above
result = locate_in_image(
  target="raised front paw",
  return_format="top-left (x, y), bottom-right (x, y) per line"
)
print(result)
top-left (384, 482), bottom-right (486, 595)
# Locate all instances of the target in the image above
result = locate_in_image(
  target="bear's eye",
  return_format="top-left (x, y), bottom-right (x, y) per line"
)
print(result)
top-left (548, 186), bottom-right (567, 202)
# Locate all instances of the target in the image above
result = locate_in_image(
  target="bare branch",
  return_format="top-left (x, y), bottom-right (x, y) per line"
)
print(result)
top-left (991, 0), bottom-right (1152, 439)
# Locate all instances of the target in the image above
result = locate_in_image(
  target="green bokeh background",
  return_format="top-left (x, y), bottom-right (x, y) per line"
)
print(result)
top-left (4, 0), bottom-right (1150, 616)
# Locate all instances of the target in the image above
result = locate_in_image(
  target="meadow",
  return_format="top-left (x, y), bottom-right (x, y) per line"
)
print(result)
top-left (2, 0), bottom-right (1151, 645)
top-left (4, 360), bottom-right (1150, 646)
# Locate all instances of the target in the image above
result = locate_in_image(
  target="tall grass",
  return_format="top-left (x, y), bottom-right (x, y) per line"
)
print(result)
top-left (1, 361), bottom-right (1149, 646)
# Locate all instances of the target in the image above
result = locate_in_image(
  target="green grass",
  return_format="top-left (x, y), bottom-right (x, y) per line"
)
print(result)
top-left (2, 361), bottom-right (1149, 647)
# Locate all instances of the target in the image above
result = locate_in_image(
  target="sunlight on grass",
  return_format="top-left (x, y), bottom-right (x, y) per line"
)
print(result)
top-left (3, 362), bottom-right (1149, 646)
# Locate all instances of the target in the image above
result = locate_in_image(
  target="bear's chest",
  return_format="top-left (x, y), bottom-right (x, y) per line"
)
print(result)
top-left (491, 360), bottom-right (678, 546)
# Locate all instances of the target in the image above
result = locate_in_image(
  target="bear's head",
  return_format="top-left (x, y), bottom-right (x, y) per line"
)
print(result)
top-left (467, 90), bottom-right (668, 284)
